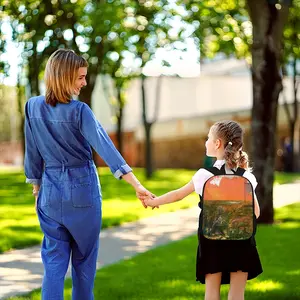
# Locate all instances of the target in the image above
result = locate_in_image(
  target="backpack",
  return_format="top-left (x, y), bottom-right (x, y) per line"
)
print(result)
top-left (200, 164), bottom-right (255, 241)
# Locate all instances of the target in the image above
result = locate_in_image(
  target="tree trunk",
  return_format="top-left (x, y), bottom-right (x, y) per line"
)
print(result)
top-left (248, 0), bottom-right (290, 224)
top-left (79, 40), bottom-right (104, 107)
top-left (141, 75), bottom-right (153, 178)
top-left (17, 77), bottom-right (25, 165)
top-left (79, 71), bottom-right (100, 164)
top-left (145, 122), bottom-right (153, 178)
top-left (78, 72), bottom-right (96, 107)
top-left (116, 86), bottom-right (124, 155)
top-left (27, 51), bottom-right (40, 96)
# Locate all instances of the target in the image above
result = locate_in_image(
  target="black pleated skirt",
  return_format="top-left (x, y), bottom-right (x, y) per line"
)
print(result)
top-left (196, 233), bottom-right (263, 284)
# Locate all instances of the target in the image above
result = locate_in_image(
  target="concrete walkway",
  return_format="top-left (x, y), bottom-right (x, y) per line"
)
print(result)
top-left (0, 182), bottom-right (299, 299)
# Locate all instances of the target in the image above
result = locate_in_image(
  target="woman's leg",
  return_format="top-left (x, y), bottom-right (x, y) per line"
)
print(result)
top-left (205, 272), bottom-right (222, 300)
top-left (71, 239), bottom-right (99, 300)
top-left (66, 205), bottom-right (101, 300)
top-left (38, 208), bottom-right (71, 300)
top-left (228, 271), bottom-right (248, 300)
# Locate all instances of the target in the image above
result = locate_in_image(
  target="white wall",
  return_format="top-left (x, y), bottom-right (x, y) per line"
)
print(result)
top-left (91, 74), bottom-right (297, 138)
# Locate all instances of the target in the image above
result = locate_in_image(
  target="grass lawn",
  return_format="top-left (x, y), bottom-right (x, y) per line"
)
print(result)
top-left (7, 203), bottom-right (300, 300)
top-left (274, 172), bottom-right (300, 185)
top-left (0, 167), bottom-right (197, 254)
top-left (0, 167), bottom-right (299, 254)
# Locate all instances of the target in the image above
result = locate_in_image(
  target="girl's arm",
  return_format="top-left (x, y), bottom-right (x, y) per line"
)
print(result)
top-left (145, 181), bottom-right (195, 207)
top-left (254, 193), bottom-right (260, 219)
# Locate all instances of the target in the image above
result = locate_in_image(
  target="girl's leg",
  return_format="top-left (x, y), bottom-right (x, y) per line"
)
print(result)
top-left (205, 272), bottom-right (222, 300)
top-left (228, 271), bottom-right (248, 300)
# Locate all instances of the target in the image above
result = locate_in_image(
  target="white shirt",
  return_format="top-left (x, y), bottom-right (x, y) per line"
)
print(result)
top-left (192, 159), bottom-right (258, 196)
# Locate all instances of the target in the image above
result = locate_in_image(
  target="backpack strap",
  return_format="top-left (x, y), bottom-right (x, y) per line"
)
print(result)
top-left (205, 165), bottom-right (245, 176)
top-left (204, 167), bottom-right (221, 175)
top-left (233, 167), bottom-right (246, 176)
top-left (204, 164), bottom-right (226, 175)
top-left (220, 164), bottom-right (226, 174)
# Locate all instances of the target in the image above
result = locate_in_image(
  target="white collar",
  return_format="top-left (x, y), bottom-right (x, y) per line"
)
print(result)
top-left (213, 159), bottom-right (225, 169)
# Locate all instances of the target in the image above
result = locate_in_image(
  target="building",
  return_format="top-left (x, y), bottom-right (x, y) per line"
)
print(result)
top-left (92, 59), bottom-right (299, 170)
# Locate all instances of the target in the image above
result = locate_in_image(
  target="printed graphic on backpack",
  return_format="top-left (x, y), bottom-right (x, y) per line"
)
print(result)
top-left (202, 175), bottom-right (254, 240)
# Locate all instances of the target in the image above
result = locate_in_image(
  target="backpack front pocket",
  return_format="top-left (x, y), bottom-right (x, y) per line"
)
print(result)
top-left (201, 175), bottom-right (254, 240)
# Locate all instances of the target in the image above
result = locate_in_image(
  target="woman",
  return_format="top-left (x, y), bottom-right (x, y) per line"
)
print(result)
top-left (24, 48), bottom-right (153, 300)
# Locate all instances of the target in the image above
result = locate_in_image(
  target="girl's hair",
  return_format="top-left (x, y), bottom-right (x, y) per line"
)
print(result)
top-left (45, 49), bottom-right (88, 106)
top-left (211, 120), bottom-right (250, 170)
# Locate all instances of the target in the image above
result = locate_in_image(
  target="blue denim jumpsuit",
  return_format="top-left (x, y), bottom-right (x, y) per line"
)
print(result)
top-left (24, 96), bottom-right (132, 300)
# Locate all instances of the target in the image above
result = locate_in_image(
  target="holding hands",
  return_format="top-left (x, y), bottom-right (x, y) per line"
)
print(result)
top-left (135, 184), bottom-right (159, 209)
top-left (121, 172), bottom-right (158, 209)
top-left (144, 194), bottom-right (160, 208)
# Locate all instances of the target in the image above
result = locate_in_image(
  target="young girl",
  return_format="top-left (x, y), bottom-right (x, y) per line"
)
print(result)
top-left (144, 120), bottom-right (263, 300)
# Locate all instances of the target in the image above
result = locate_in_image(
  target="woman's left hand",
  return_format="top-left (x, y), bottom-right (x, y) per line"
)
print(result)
top-left (35, 195), bottom-right (38, 212)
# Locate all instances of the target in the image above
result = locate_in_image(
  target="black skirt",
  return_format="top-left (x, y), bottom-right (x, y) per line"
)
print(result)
top-left (196, 232), bottom-right (263, 284)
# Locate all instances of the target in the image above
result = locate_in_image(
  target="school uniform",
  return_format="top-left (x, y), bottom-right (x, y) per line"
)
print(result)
top-left (24, 96), bottom-right (132, 300)
top-left (192, 160), bottom-right (263, 284)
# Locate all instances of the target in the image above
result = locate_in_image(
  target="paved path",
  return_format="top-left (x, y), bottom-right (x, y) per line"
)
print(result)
top-left (1, 182), bottom-right (299, 299)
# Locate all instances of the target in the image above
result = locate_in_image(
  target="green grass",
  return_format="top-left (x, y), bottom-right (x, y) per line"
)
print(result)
top-left (274, 171), bottom-right (300, 185)
top-left (1, 167), bottom-right (299, 254)
top-left (7, 203), bottom-right (300, 300)
top-left (0, 167), bottom-right (197, 254)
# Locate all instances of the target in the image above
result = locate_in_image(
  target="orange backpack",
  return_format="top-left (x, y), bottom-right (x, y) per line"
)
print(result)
top-left (200, 165), bottom-right (255, 241)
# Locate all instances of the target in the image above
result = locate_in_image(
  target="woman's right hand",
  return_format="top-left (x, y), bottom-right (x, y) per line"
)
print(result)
top-left (144, 195), bottom-right (158, 207)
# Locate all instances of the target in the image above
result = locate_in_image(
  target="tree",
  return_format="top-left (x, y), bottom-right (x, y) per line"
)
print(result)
top-left (141, 73), bottom-right (163, 178)
top-left (102, 60), bottom-right (136, 155)
top-left (127, 0), bottom-right (177, 178)
top-left (2, 0), bottom-right (134, 107)
top-left (2, 0), bottom-right (181, 172)
top-left (248, 0), bottom-right (291, 223)
top-left (101, 23), bottom-right (141, 155)
top-left (3, 0), bottom-right (86, 96)
top-left (182, 1), bottom-right (251, 61)
top-left (0, 12), bottom-right (10, 83)
top-left (76, 0), bottom-right (130, 107)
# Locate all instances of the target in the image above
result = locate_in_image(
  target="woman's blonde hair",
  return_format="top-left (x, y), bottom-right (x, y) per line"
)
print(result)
top-left (45, 49), bottom-right (88, 106)
top-left (211, 120), bottom-right (250, 170)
